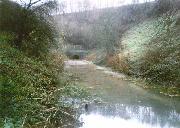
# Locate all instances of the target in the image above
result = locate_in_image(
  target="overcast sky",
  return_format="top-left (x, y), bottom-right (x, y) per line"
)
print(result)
top-left (12, 0), bottom-right (155, 13)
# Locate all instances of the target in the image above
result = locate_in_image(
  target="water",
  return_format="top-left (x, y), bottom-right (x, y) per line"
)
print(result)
top-left (65, 60), bottom-right (180, 128)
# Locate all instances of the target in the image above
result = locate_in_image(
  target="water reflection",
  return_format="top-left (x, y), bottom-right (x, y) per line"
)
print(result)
top-left (80, 113), bottom-right (172, 128)
top-left (79, 104), bottom-right (180, 128)
top-left (64, 60), bottom-right (180, 128)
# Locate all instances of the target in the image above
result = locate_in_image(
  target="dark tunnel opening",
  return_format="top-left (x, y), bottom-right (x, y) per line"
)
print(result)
top-left (72, 55), bottom-right (80, 59)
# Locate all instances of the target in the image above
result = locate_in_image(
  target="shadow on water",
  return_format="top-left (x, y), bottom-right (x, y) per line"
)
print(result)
top-left (65, 60), bottom-right (180, 128)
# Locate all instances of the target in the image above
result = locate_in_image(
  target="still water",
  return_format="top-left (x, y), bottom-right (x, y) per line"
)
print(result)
top-left (65, 60), bottom-right (180, 128)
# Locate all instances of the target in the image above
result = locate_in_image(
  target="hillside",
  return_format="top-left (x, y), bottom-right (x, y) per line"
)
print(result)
top-left (120, 11), bottom-right (180, 87)
top-left (55, 2), bottom-right (156, 50)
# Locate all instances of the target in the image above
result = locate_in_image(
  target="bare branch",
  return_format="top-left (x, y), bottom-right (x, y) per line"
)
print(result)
top-left (27, 0), bottom-right (41, 9)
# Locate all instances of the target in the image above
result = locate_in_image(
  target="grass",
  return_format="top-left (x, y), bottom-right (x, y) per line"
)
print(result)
top-left (0, 35), bottom-right (90, 127)
top-left (121, 18), bottom-right (164, 61)
top-left (109, 12), bottom-right (180, 96)
top-left (129, 78), bottom-right (180, 97)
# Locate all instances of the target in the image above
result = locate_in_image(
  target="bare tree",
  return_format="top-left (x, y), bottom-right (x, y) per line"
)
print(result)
top-left (18, 0), bottom-right (42, 8)
top-left (83, 0), bottom-right (91, 11)
top-left (58, 1), bottom-right (67, 14)
top-left (132, 0), bottom-right (139, 4)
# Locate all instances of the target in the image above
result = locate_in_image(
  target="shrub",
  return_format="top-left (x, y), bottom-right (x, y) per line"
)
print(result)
top-left (0, 41), bottom-right (68, 127)
top-left (0, 0), bottom-right (58, 59)
top-left (132, 11), bottom-right (180, 86)
top-left (48, 51), bottom-right (64, 73)
top-left (120, 10), bottom-right (180, 88)
top-left (0, 1), bottom-right (84, 127)
top-left (107, 53), bottom-right (131, 75)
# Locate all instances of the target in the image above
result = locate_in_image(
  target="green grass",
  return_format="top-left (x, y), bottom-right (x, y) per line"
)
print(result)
top-left (119, 13), bottom-right (180, 95)
top-left (121, 18), bottom-right (164, 61)
top-left (0, 40), bottom-right (59, 127)
top-left (0, 35), bottom-right (90, 127)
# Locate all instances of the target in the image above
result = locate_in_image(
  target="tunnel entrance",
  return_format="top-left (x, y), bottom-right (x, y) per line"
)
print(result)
top-left (66, 49), bottom-right (88, 60)
top-left (72, 55), bottom-right (80, 59)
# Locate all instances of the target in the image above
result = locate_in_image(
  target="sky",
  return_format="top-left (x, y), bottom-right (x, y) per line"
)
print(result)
top-left (12, 0), bottom-right (155, 13)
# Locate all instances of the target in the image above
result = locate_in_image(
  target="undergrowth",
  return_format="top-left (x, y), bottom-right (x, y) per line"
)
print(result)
top-left (0, 37), bottom-right (87, 127)
top-left (107, 11), bottom-right (180, 96)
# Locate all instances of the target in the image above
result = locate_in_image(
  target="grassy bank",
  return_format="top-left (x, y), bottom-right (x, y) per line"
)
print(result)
top-left (107, 11), bottom-right (180, 96)
top-left (0, 0), bottom-right (91, 127)
top-left (0, 35), bottom-right (89, 127)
